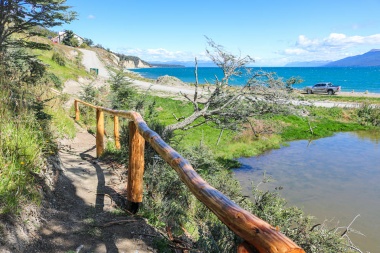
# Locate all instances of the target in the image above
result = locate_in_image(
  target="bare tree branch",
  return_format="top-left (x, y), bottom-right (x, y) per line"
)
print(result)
top-left (162, 38), bottom-right (300, 138)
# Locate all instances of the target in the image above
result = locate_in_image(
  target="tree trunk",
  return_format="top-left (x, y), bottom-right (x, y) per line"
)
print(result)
top-left (162, 109), bottom-right (205, 137)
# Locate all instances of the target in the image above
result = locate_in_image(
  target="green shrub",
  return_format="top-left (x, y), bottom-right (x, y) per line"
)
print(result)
top-left (46, 72), bottom-right (63, 89)
top-left (357, 103), bottom-right (380, 126)
top-left (51, 51), bottom-right (66, 66)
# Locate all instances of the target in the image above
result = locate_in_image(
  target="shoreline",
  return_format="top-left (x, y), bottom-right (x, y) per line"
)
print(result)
top-left (127, 68), bottom-right (380, 96)
top-left (127, 76), bottom-right (380, 99)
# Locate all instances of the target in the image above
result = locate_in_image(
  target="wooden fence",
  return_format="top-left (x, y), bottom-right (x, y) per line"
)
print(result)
top-left (74, 99), bottom-right (304, 253)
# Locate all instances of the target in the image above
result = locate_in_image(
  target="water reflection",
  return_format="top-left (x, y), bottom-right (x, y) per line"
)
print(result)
top-left (354, 130), bottom-right (380, 144)
top-left (234, 132), bottom-right (380, 253)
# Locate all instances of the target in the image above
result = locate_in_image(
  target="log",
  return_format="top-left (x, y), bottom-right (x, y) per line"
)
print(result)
top-left (126, 121), bottom-right (145, 213)
top-left (74, 100), bottom-right (80, 120)
top-left (96, 109), bottom-right (105, 157)
top-left (114, 115), bottom-right (121, 149)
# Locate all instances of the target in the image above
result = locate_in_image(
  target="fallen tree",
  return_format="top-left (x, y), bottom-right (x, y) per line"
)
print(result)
top-left (162, 38), bottom-right (301, 137)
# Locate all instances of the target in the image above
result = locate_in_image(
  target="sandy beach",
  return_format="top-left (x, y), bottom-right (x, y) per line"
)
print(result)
top-left (128, 78), bottom-right (380, 99)
top-left (337, 91), bottom-right (380, 98)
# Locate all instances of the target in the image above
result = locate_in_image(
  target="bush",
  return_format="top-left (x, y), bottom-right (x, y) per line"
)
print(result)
top-left (46, 73), bottom-right (63, 90)
top-left (52, 51), bottom-right (66, 66)
top-left (357, 103), bottom-right (380, 126)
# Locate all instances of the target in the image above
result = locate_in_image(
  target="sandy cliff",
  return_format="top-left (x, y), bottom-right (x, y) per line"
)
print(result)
top-left (122, 59), bottom-right (150, 69)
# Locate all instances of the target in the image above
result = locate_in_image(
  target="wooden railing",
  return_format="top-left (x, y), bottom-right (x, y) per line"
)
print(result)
top-left (74, 99), bottom-right (305, 253)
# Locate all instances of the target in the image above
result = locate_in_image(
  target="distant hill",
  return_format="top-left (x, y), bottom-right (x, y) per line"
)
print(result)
top-left (324, 49), bottom-right (380, 67)
top-left (150, 63), bottom-right (185, 68)
top-left (149, 60), bottom-right (217, 68)
top-left (284, 60), bottom-right (331, 67)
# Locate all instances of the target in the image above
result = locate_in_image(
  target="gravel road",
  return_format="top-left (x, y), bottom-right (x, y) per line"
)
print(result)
top-left (79, 48), bottom-right (110, 78)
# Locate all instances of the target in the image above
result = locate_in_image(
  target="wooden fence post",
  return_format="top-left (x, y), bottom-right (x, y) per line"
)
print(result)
top-left (74, 100), bottom-right (80, 120)
top-left (96, 109), bottom-right (105, 157)
top-left (126, 121), bottom-right (145, 213)
top-left (114, 115), bottom-right (121, 149)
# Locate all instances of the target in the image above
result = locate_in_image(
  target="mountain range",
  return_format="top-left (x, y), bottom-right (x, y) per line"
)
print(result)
top-left (285, 49), bottom-right (380, 67)
top-left (324, 49), bottom-right (380, 67)
top-left (148, 60), bottom-right (217, 68)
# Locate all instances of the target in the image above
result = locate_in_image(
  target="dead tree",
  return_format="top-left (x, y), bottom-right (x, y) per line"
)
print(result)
top-left (162, 38), bottom-right (296, 137)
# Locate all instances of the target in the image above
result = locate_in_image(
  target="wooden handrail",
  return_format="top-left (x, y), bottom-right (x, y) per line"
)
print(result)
top-left (74, 99), bottom-right (305, 253)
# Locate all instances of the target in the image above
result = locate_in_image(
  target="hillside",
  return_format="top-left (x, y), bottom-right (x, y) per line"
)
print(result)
top-left (284, 60), bottom-right (331, 67)
top-left (324, 49), bottom-right (380, 67)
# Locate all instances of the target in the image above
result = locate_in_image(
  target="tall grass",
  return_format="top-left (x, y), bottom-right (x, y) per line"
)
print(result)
top-left (0, 87), bottom-right (75, 214)
top-left (45, 103), bottom-right (76, 139)
top-left (0, 102), bottom-right (45, 213)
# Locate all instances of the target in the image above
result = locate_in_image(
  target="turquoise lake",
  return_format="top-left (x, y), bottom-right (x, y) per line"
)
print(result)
top-left (234, 131), bottom-right (380, 253)
top-left (131, 67), bottom-right (380, 93)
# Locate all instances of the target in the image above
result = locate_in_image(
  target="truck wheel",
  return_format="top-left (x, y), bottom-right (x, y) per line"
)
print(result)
top-left (307, 90), bottom-right (312, 94)
top-left (328, 90), bottom-right (334, 95)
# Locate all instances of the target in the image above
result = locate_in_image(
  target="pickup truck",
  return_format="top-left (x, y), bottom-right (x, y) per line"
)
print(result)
top-left (304, 82), bottom-right (341, 95)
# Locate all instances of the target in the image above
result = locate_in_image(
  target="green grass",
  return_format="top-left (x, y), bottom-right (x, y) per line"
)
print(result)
top-left (45, 106), bottom-right (76, 139)
top-left (150, 96), bottom-right (374, 159)
top-left (302, 94), bottom-right (380, 104)
top-left (0, 114), bottom-right (45, 213)
top-left (33, 47), bottom-right (90, 82)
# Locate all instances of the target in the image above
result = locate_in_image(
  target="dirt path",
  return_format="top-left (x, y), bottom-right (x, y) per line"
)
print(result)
top-left (21, 124), bottom-right (162, 253)
top-left (79, 49), bottom-right (110, 79)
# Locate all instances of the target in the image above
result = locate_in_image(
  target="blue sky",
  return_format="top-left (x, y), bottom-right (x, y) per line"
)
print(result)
top-left (57, 0), bottom-right (380, 66)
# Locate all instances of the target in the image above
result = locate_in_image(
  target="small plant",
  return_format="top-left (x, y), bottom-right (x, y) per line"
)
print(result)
top-left (46, 72), bottom-right (63, 89)
top-left (52, 51), bottom-right (66, 66)
top-left (357, 103), bottom-right (380, 126)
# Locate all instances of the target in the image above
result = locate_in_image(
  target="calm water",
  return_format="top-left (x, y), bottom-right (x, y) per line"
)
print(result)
top-left (234, 131), bottom-right (380, 252)
top-left (131, 67), bottom-right (380, 93)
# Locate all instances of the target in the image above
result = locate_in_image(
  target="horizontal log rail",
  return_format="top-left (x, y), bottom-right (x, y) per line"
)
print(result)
top-left (74, 99), bottom-right (305, 253)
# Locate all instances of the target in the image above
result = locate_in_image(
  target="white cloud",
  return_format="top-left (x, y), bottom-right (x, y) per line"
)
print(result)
top-left (88, 15), bottom-right (96, 19)
top-left (284, 48), bottom-right (308, 55)
top-left (117, 47), bottom-right (209, 62)
top-left (280, 33), bottom-right (380, 63)
top-left (296, 35), bottom-right (319, 48)
top-left (298, 33), bottom-right (380, 50)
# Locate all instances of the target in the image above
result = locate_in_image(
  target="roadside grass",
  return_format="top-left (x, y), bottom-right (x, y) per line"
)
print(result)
top-left (301, 93), bottom-right (380, 104)
top-left (35, 48), bottom-right (89, 82)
